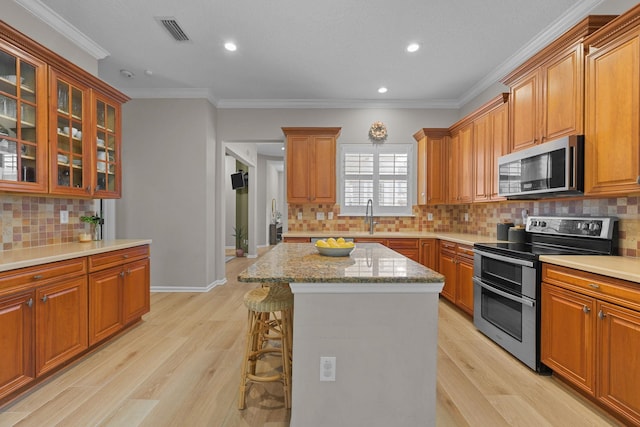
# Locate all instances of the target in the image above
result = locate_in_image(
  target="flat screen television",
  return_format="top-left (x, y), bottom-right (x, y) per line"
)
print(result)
top-left (231, 172), bottom-right (246, 189)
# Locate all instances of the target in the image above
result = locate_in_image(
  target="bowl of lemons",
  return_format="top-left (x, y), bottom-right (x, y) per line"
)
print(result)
top-left (315, 237), bottom-right (355, 257)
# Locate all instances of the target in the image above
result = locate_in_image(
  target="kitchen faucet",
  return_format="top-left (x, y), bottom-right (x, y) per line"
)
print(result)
top-left (365, 198), bottom-right (376, 234)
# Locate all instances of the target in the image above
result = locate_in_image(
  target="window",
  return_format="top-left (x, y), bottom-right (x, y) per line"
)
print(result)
top-left (339, 143), bottom-right (413, 216)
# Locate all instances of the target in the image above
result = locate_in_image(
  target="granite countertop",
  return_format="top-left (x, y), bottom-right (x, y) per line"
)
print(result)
top-left (0, 239), bottom-right (152, 272)
top-left (238, 242), bottom-right (444, 284)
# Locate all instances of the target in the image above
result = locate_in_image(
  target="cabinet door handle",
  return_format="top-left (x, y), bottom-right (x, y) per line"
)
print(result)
top-left (126, 269), bottom-right (131, 275)
top-left (33, 274), bottom-right (43, 280)
top-left (26, 298), bottom-right (33, 308)
top-left (86, 185), bottom-right (91, 193)
top-left (119, 271), bottom-right (125, 278)
top-left (588, 283), bottom-right (600, 289)
top-left (598, 310), bottom-right (606, 320)
top-left (583, 305), bottom-right (590, 314)
top-left (41, 295), bottom-right (48, 303)
top-left (636, 176), bottom-right (640, 185)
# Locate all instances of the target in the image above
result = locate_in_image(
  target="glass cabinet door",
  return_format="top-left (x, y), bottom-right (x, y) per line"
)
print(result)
top-left (0, 43), bottom-right (47, 192)
top-left (50, 70), bottom-right (89, 195)
top-left (93, 93), bottom-right (121, 197)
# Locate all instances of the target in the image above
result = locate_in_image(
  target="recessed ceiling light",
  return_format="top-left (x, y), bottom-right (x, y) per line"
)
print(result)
top-left (224, 42), bottom-right (237, 52)
top-left (406, 43), bottom-right (420, 53)
top-left (378, 87), bottom-right (388, 94)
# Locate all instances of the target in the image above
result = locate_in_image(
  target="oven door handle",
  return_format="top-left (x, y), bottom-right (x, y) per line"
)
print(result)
top-left (473, 278), bottom-right (535, 308)
top-left (473, 248), bottom-right (535, 268)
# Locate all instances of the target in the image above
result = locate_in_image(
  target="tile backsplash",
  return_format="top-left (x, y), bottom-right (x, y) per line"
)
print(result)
top-left (288, 196), bottom-right (639, 257)
top-left (1, 195), bottom-right (96, 251)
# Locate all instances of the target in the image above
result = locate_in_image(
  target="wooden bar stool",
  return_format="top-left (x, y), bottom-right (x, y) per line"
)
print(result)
top-left (238, 283), bottom-right (293, 410)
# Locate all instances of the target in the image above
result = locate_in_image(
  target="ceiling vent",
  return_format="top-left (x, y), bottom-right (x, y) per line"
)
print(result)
top-left (155, 17), bottom-right (190, 41)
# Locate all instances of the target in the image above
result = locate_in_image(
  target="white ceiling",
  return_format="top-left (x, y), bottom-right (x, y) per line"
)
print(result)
top-left (18, 0), bottom-right (634, 110)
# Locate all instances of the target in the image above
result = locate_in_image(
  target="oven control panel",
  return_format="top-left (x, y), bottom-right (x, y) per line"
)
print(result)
top-left (526, 216), bottom-right (616, 239)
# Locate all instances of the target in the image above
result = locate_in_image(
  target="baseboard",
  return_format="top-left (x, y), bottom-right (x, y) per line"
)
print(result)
top-left (151, 277), bottom-right (227, 293)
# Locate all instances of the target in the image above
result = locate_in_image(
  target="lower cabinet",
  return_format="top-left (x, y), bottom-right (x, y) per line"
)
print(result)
top-left (0, 292), bottom-right (34, 399)
top-left (419, 238), bottom-right (437, 271)
top-left (438, 240), bottom-right (474, 315)
top-left (0, 244), bottom-right (150, 405)
top-left (35, 277), bottom-right (88, 377)
top-left (541, 264), bottom-right (640, 426)
top-left (386, 239), bottom-right (420, 262)
top-left (89, 247), bottom-right (150, 345)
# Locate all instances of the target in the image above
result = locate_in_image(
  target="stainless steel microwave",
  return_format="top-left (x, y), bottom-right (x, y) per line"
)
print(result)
top-left (498, 135), bottom-right (584, 199)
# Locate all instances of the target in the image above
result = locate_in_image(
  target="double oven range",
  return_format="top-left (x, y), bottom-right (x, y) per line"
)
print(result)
top-left (473, 216), bottom-right (618, 372)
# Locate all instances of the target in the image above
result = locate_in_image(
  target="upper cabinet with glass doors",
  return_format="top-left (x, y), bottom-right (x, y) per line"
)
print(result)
top-left (0, 21), bottom-right (129, 198)
top-left (0, 39), bottom-right (47, 193)
top-left (49, 69), bottom-right (90, 196)
top-left (93, 92), bottom-right (121, 197)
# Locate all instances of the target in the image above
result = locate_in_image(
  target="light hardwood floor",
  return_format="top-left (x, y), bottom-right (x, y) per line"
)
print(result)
top-left (0, 247), bottom-right (623, 426)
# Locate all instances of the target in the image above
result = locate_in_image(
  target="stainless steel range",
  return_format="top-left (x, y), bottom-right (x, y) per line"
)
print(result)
top-left (473, 216), bottom-right (618, 372)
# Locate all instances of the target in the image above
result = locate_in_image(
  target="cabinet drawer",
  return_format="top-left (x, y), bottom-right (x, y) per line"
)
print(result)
top-left (457, 244), bottom-right (474, 259)
top-left (0, 258), bottom-right (87, 296)
top-left (387, 239), bottom-right (419, 249)
top-left (89, 245), bottom-right (150, 272)
top-left (542, 264), bottom-right (640, 311)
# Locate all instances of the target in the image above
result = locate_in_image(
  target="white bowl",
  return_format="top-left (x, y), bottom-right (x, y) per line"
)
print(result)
top-left (316, 245), bottom-right (355, 257)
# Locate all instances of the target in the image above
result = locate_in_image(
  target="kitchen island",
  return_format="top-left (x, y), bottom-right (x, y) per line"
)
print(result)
top-left (238, 243), bottom-right (444, 427)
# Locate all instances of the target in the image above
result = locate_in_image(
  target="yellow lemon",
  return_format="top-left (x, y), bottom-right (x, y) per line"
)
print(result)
top-left (316, 240), bottom-right (329, 248)
top-left (327, 238), bottom-right (339, 248)
top-left (336, 237), bottom-right (346, 245)
top-left (343, 241), bottom-right (355, 248)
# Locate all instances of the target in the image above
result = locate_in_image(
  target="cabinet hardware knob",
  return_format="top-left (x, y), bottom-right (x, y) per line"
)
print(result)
top-left (636, 176), bottom-right (640, 184)
top-left (126, 269), bottom-right (131, 275)
top-left (598, 310), bottom-right (606, 320)
top-left (119, 271), bottom-right (125, 278)
top-left (583, 306), bottom-right (590, 314)
top-left (33, 274), bottom-right (43, 280)
top-left (86, 186), bottom-right (91, 193)
top-left (26, 298), bottom-right (33, 308)
top-left (123, 254), bottom-right (129, 259)
top-left (41, 295), bottom-right (48, 303)
top-left (588, 283), bottom-right (600, 289)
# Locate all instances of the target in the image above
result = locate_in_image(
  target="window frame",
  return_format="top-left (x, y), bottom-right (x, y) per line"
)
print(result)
top-left (338, 143), bottom-right (414, 217)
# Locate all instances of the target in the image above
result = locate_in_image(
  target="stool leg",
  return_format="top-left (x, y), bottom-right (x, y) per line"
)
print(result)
top-left (239, 309), bottom-right (257, 410)
top-left (280, 307), bottom-right (292, 409)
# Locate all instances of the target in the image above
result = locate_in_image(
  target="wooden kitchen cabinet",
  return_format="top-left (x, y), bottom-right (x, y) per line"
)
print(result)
top-left (0, 31), bottom-right (48, 193)
top-left (472, 95), bottom-right (509, 202)
top-left (501, 16), bottom-right (613, 152)
top-left (88, 245), bottom-right (150, 345)
top-left (419, 238), bottom-right (437, 271)
top-left (414, 128), bottom-right (448, 206)
top-left (541, 263), bottom-right (640, 426)
top-left (0, 244), bottom-right (149, 405)
top-left (0, 21), bottom-right (128, 198)
top-left (438, 240), bottom-right (474, 315)
top-left (386, 239), bottom-right (420, 262)
top-left (0, 291), bottom-right (34, 399)
top-left (35, 276), bottom-right (88, 376)
top-left (283, 127), bottom-right (341, 204)
top-left (448, 124), bottom-right (473, 204)
top-left (584, 7), bottom-right (640, 197)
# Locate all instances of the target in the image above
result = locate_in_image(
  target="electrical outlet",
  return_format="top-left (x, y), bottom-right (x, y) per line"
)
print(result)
top-left (297, 212), bottom-right (303, 220)
top-left (316, 212), bottom-right (325, 220)
top-left (427, 213), bottom-right (433, 221)
top-left (320, 356), bottom-right (336, 382)
top-left (328, 212), bottom-right (334, 220)
top-left (60, 210), bottom-right (69, 224)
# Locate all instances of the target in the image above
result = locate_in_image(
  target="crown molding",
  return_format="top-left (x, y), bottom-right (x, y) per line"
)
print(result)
top-left (15, 0), bottom-right (110, 60)
top-left (122, 87), bottom-right (217, 105)
top-left (215, 98), bottom-right (460, 109)
top-left (459, 0), bottom-right (604, 106)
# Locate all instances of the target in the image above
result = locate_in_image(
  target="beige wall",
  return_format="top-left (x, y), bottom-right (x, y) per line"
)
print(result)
top-left (119, 98), bottom-right (220, 290)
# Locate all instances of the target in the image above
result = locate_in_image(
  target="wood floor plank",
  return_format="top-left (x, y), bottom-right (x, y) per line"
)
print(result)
top-left (99, 399), bottom-right (158, 427)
